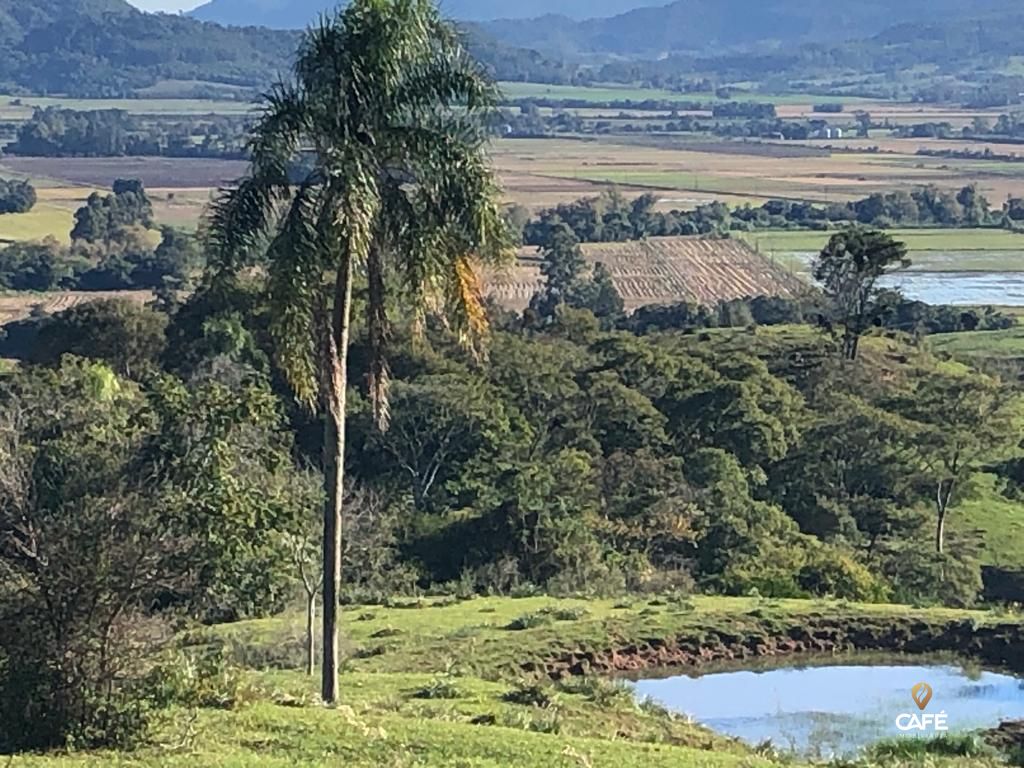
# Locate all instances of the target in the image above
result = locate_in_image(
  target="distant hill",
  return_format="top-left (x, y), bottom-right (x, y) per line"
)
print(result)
top-left (0, 0), bottom-right (297, 96)
top-left (479, 0), bottom-right (1022, 56)
top-left (188, 0), bottom-right (657, 27)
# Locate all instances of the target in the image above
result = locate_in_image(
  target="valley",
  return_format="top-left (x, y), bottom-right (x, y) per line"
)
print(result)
top-left (4, 2), bottom-right (1024, 767)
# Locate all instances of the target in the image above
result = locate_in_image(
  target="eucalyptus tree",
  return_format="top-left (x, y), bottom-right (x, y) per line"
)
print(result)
top-left (206, 0), bottom-right (510, 702)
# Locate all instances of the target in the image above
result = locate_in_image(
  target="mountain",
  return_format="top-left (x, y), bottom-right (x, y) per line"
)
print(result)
top-left (188, 0), bottom-right (658, 27)
top-left (478, 0), bottom-right (1022, 57)
top-left (0, 0), bottom-right (298, 96)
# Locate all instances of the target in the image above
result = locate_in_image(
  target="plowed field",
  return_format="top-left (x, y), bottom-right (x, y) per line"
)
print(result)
top-left (485, 236), bottom-right (808, 312)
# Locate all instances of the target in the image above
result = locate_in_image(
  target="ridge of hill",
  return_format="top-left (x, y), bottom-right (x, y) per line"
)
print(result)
top-left (0, 0), bottom-right (297, 96)
top-left (478, 0), bottom-right (1021, 57)
top-left (187, 0), bottom-right (658, 27)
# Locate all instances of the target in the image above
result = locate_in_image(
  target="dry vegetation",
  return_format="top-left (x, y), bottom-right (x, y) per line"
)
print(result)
top-left (0, 290), bottom-right (153, 325)
top-left (486, 236), bottom-right (807, 312)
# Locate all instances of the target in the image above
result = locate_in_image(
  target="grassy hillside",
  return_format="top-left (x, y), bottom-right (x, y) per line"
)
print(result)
top-left (10, 595), bottom-right (1023, 767)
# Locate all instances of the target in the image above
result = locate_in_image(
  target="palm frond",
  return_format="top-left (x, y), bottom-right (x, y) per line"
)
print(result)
top-left (266, 183), bottom-right (328, 409)
top-left (206, 84), bottom-right (307, 275)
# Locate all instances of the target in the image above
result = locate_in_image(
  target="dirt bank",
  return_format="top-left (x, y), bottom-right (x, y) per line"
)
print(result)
top-left (526, 613), bottom-right (1024, 679)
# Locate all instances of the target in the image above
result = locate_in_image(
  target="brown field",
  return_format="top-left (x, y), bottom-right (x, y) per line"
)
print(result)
top-left (0, 157), bottom-right (248, 189)
top-left (485, 236), bottom-right (807, 312)
top-left (490, 137), bottom-right (1024, 205)
top-left (0, 132), bottom-right (1019, 242)
top-left (0, 290), bottom-right (153, 326)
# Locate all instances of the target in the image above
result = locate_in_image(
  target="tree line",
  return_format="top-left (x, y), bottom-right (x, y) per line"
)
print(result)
top-left (5, 108), bottom-right (249, 160)
top-left (513, 186), bottom-right (1019, 247)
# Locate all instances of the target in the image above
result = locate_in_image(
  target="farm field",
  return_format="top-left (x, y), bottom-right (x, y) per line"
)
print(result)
top-left (486, 236), bottom-right (807, 312)
top-left (930, 325), bottom-right (1024, 362)
top-left (740, 228), bottom-right (1024, 305)
top-left (0, 203), bottom-right (79, 244)
top-left (0, 156), bottom-right (248, 190)
top-left (491, 137), bottom-right (1024, 206)
top-left (497, 81), bottom-right (874, 106)
top-left (740, 228), bottom-right (1024, 265)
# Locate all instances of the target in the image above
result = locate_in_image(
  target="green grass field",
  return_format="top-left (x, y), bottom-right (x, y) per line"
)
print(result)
top-left (0, 204), bottom-right (74, 244)
top-left (931, 326), bottom-right (1024, 361)
top-left (10, 595), bottom-right (1020, 767)
top-left (955, 474), bottom-right (1024, 570)
top-left (741, 229), bottom-right (1024, 254)
top-left (740, 229), bottom-right (1024, 272)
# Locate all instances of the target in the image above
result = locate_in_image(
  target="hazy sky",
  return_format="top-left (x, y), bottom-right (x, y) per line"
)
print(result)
top-left (128, 0), bottom-right (205, 11)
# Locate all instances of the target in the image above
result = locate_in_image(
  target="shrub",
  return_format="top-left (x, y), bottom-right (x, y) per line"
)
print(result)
top-left (143, 648), bottom-right (255, 711)
top-left (412, 678), bottom-right (462, 700)
top-left (547, 606), bottom-right (590, 622)
top-left (798, 549), bottom-right (891, 602)
top-left (503, 682), bottom-right (554, 708)
top-left (505, 612), bottom-right (554, 631)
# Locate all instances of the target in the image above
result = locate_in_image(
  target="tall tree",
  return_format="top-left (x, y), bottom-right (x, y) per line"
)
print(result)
top-left (813, 229), bottom-right (909, 360)
top-left (205, 0), bottom-right (509, 703)
top-left (897, 372), bottom-right (1020, 555)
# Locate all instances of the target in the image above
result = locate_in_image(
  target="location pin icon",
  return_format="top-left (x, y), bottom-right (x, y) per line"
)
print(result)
top-left (911, 682), bottom-right (933, 711)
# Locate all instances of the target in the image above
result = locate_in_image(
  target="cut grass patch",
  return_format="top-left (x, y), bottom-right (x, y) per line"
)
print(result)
top-left (0, 204), bottom-right (74, 243)
top-left (740, 228), bottom-right (1024, 256)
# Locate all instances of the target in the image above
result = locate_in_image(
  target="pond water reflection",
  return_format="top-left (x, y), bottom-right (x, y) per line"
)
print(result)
top-left (632, 663), bottom-right (1024, 756)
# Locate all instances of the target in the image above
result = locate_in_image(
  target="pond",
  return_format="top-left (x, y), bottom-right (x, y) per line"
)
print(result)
top-left (632, 662), bottom-right (1024, 756)
top-left (880, 272), bottom-right (1024, 307)
top-left (781, 249), bottom-right (1024, 306)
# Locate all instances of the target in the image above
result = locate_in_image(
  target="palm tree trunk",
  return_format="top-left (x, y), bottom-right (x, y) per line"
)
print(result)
top-left (306, 591), bottom-right (316, 677)
top-left (322, 252), bottom-right (353, 705)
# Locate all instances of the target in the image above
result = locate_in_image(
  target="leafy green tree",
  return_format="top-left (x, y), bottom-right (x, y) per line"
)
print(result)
top-left (359, 373), bottom-right (513, 512)
top-left (143, 373), bottom-right (311, 619)
top-left (0, 177), bottom-right (37, 214)
top-left (205, 0), bottom-right (509, 703)
top-left (70, 180), bottom-right (153, 244)
top-left (769, 388), bottom-right (921, 548)
top-left (956, 184), bottom-right (990, 226)
top-left (897, 371), bottom-right (1021, 554)
top-left (813, 228), bottom-right (909, 360)
top-left (530, 221), bottom-right (586, 318)
top-left (576, 262), bottom-right (625, 321)
top-left (0, 361), bottom-right (165, 751)
top-left (31, 298), bottom-right (168, 378)
top-left (0, 240), bottom-right (70, 291)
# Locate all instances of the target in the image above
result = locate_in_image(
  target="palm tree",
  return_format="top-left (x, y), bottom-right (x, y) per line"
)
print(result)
top-left (205, 0), bottom-right (510, 703)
